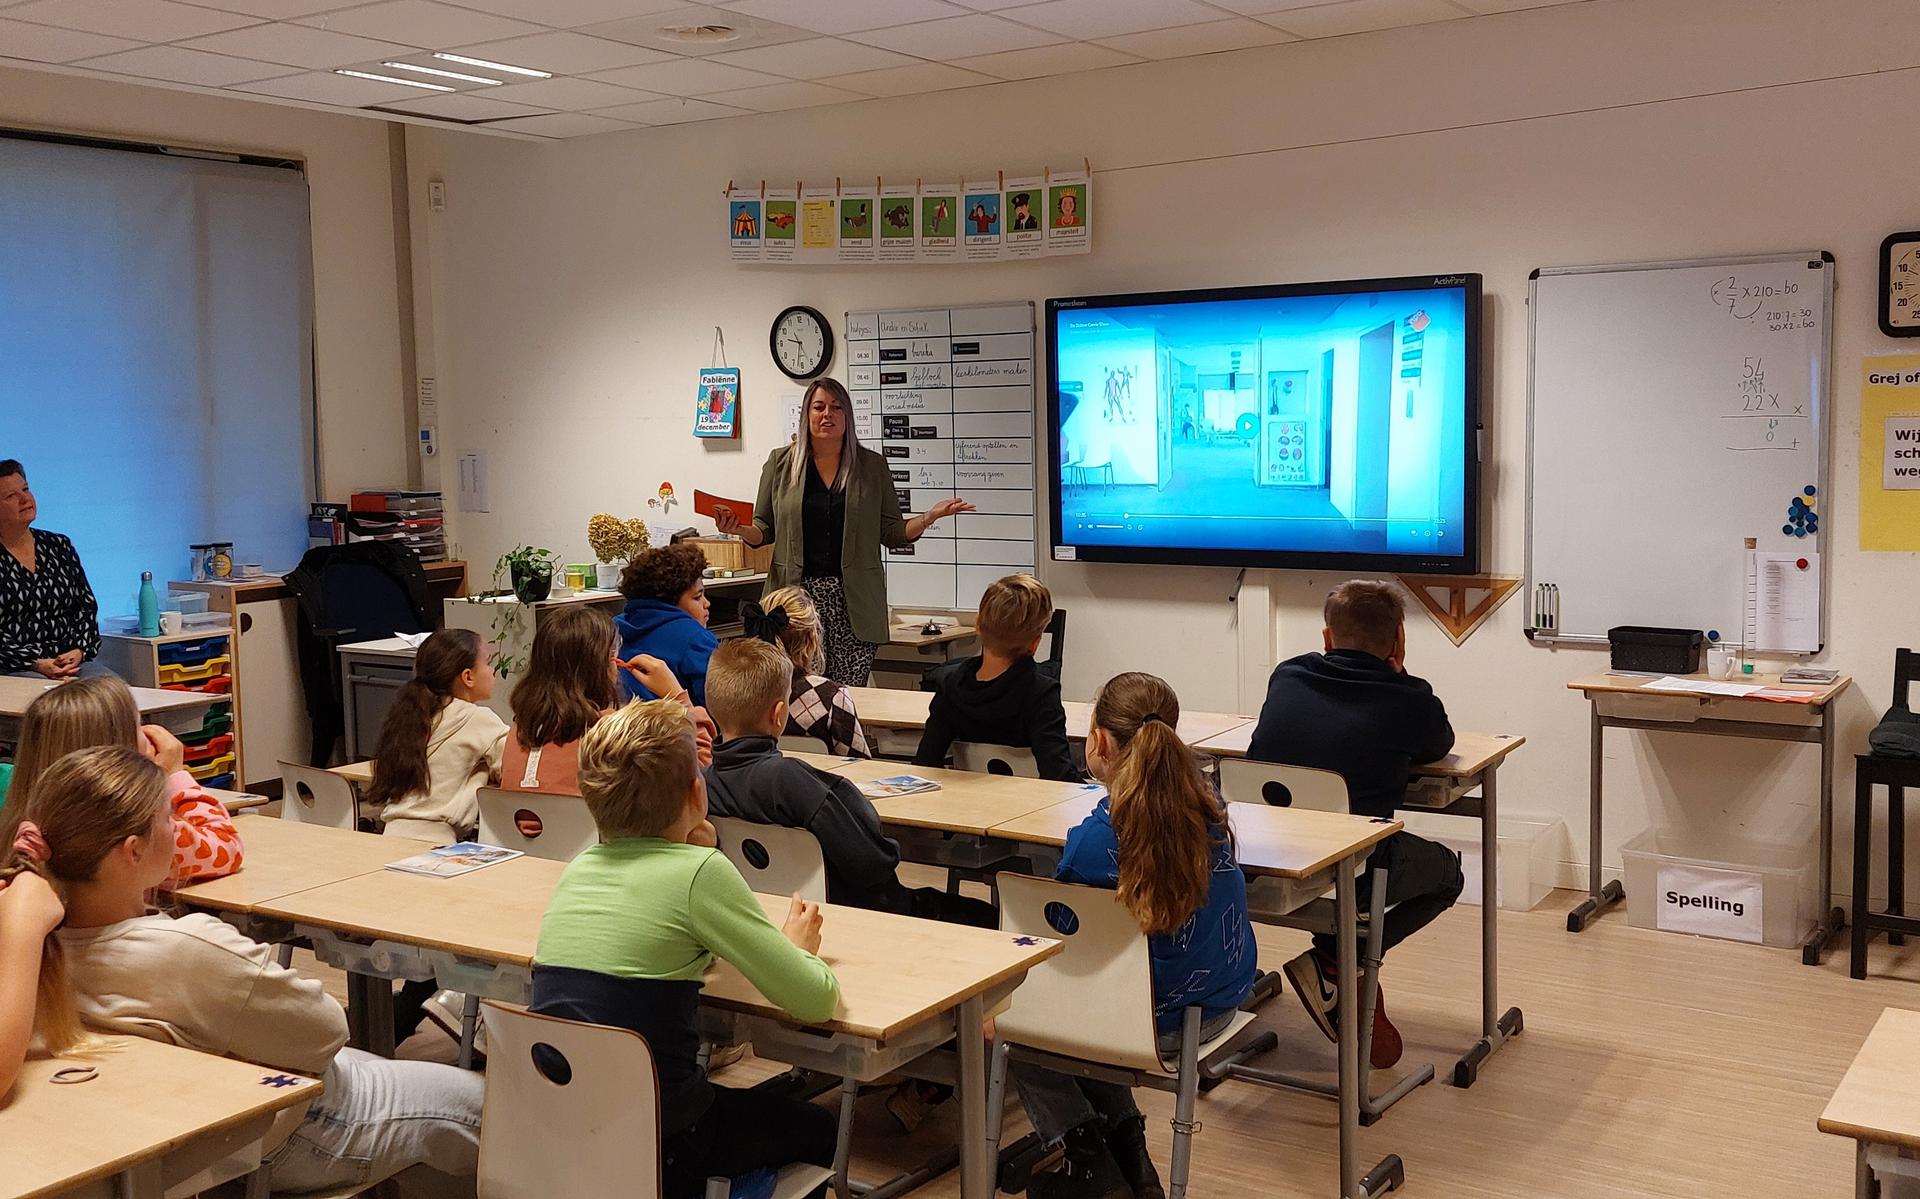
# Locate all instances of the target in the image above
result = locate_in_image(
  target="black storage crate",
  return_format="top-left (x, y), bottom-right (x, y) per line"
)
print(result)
top-left (1608, 626), bottom-right (1704, 675)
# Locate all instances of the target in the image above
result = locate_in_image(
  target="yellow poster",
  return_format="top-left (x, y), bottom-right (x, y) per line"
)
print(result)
top-left (800, 199), bottom-right (836, 250)
top-left (1860, 355), bottom-right (1920, 550)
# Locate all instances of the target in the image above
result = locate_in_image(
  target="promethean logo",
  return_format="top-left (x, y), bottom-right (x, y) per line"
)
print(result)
top-left (1665, 891), bottom-right (1744, 917)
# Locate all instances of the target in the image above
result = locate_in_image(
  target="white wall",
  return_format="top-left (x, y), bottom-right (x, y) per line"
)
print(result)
top-left (409, 0), bottom-right (1920, 899)
top-left (0, 64), bottom-right (409, 497)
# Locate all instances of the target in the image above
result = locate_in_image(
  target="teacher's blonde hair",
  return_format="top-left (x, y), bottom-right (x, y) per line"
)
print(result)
top-left (788, 378), bottom-right (862, 492)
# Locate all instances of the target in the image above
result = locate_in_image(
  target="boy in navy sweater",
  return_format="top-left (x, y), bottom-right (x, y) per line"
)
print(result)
top-left (1247, 580), bottom-right (1462, 1070)
top-left (913, 574), bottom-right (1078, 781)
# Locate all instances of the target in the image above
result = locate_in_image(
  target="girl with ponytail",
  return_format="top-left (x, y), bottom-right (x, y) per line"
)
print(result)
top-left (370, 628), bottom-right (508, 845)
top-left (745, 586), bottom-right (873, 758)
top-left (23, 745), bottom-right (484, 1189)
top-left (1011, 672), bottom-right (1258, 1199)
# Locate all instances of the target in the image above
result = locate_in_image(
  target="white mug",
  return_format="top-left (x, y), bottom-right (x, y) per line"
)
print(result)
top-left (1707, 646), bottom-right (1735, 679)
top-left (159, 611), bottom-right (184, 635)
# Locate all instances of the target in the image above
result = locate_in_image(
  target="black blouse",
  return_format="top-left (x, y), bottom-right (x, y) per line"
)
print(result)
top-left (801, 464), bottom-right (846, 579)
top-left (0, 529), bottom-right (101, 672)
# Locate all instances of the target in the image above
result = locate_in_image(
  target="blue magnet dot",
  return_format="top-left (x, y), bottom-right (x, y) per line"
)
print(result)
top-left (1708, 629), bottom-right (1721, 642)
top-left (1805, 485), bottom-right (1817, 496)
top-left (1784, 524), bottom-right (1797, 535)
top-left (1791, 498), bottom-right (1806, 512)
top-left (1794, 526), bottom-right (1807, 538)
top-left (1808, 520), bottom-right (1819, 533)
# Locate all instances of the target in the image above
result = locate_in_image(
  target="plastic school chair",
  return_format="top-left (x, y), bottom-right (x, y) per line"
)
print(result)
top-left (985, 874), bottom-right (1256, 1199)
top-left (711, 816), bottom-right (828, 902)
top-left (477, 1003), bottom-right (832, 1199)
top-left (476, 787), bottom-right (599, 862)
top-left (276, 762), bottom-right (360, 830)
top-left (950, 741), bottom-right (1040, 778)
top-left (1208, 760), bottom-right (1435, 1122)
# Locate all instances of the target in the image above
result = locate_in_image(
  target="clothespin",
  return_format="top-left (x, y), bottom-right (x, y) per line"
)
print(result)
top-left (723, 179), bottom-right (732, 198)
top-left (835, 175), bottom-right (841, 196)
top-left (874, 174), bottom-right (881, 194)
top-left (1084, 156), bottom-right (1091, 175)
top-left (997, 169), bottom-right (1004, 191)
top-left (758, 180), bottom-right (766, 198)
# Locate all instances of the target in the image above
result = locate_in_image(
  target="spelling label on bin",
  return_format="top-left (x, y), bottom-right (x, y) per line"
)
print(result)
top-left (1655, 863), bottom-right (1763, 943)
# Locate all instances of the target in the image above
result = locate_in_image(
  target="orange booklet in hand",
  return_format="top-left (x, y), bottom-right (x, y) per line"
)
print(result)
top-left (694, 490), bottom-right (752, 524)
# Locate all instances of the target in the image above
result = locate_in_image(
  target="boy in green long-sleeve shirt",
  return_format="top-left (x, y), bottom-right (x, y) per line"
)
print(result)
top-left (532, 699), bottom-right (840, 1198)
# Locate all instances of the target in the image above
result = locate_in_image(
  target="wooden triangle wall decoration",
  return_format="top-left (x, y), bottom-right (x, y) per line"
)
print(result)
top-left (1396, 574), bottom-right (1523, 646)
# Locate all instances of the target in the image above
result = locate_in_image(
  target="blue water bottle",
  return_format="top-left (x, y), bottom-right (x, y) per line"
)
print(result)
top-left (138, 571), bottom-right (160, 637)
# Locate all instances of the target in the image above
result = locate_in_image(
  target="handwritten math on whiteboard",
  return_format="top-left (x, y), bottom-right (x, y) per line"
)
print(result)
top-left (845, 302), bottom-right (1038, 611)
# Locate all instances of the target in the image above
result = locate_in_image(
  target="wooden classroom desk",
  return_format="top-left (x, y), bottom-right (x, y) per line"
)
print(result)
top-left (844, 685), bottom-right (1256, 749)
top-left (170, 813), bottom-right (410, 913)
top-left (329, 759), bottom-right (374, 787)
top-left (886, 621), bottom-right (976, 650)
top-left (205, 787), bottom-right (268, 812)
top-left (811, 754), bottom-right (1104, 837)
top-left (1566, 671), bottom-right (1852, 965)
top-left (172, 818), bottom-right (1059, 1199)
top-left (1, 1035), bottom-right (320, 1199)
top-left (1819, 1006), bottom-right (1920, 1198)
top-left (0, 675), bottom-right (217, 741)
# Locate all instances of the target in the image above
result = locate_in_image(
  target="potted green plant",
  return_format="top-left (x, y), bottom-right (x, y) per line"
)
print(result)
top-left (497, 545), bottom-right (556, 604)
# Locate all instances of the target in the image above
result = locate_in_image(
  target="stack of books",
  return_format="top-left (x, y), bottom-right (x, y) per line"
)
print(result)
top-left (348, 491), bottom-right (447, 562)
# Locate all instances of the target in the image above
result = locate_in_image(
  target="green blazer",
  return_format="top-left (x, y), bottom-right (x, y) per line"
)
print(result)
top-left (752, 444), bottom-right (912, 645)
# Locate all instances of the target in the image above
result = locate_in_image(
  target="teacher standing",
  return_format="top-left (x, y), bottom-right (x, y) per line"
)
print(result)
top-left (716, 379), bottom-right (972, 686)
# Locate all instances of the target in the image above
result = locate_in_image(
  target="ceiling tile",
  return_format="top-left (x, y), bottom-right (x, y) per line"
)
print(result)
top-left (489, 111), bottom-right (640, 136)
top-left (178, 1), bottom-right (364, 16)
top-left (438, 0), bottom-right (687, 26)
top-left (817, 60), bottom-right (991, 97)
top-left (1002, 0), bottom-right (1227, 39)
top-left (715, 0), bottom-right (965, 35)
top-left (178, 23), bottom-right (412, 68)
top-left (951, 40), bottom-right (1137, 79)
top-left (707, 36), bottom-right (912, 78)
top-left (446, 30), bottom-right (676, 74)
top-left (236, 66), bottom-right (436, 104)
top-left (72, 44), bottom-right (295, 84)
top-left (588, 95), bottom-right (747, 123)
top-left (938, 0), bottom-right (1034, 8)
top-left (583, 6), bottom-right (812, 57)
top-left (587, 56), bottom-right (786, 95)
top-left (848, 13), bottom-right (1063, 57)
top-left (702, 78), bottom-right (864, 110)
top-left (375, 91), bottom-right (552, 120)
top-left (4, 0), bottom-right (257, 42)
top-left (296, 0), bottom-right (544, 50)
top-left (1096, 16), bottom-right (1298, 58)
top-left (0, 18), bottom-right (141, 62)
top-left (1263, 0), bottom-right (1469, 37)
top-left (1203, 0), bottom-right (1346, 12)
top-left (485, 75), bottom-right (663, 109)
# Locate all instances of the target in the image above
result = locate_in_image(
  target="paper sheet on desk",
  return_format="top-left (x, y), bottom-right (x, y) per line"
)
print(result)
top-left (395, 632), bottom-right (431, 649)
top-left (1645, 677), bottom-right (1766, 696)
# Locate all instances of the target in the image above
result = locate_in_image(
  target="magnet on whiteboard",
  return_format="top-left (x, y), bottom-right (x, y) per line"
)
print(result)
top-left (1804, 485), bottom-right (1817, 496)
top-left (1796, 558), bottom-right (1809, 569)
top-left (1783, 524), bottom-right (1795, 535)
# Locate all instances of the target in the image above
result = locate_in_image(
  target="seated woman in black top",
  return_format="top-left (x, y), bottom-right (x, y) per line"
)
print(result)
top-left (0, 460), bottom-right (104, 680)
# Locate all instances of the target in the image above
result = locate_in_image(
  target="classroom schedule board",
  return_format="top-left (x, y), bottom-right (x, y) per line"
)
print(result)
top-left (1526, 253), bottom-right (1833, 649)
top-left (846, 302), bottom-right (1038, 610)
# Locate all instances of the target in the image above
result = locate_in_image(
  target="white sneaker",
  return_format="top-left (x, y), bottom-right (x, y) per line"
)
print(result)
top-left (1283, 950), bottom-right (1338, 1044)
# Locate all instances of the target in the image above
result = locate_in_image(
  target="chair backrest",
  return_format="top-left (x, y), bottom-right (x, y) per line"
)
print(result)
top-left (477, 787), bottom-right (600, 861)
top-left (478, 1003), bottom-right (662, 1199)
top-left (777, 734), bottom-right (825, 756)
top-left (1217, 759), bottom-right (1350, 814)
top-left (711, 816), bottom-right (828, 901)
top-left (1896, 648), bottom-right (1920, 712)
top-left (1041, 607), bottom-right (1066, 674)
top-left (952, 741), bottom-right (1040, 778)
top-left (276, 762), bottom-right (360, 829)
top-left (994, 874), bottom-right (1162, 1072)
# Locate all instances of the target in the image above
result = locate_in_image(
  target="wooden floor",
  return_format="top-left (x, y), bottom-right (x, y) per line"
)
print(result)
top-left (315, 880), bottom-right (1920, 1198)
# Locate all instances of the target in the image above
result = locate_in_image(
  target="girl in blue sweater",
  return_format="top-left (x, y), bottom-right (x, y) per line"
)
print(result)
top-left (614, 543), bottom-right (718, 706)
top-left (1017, 671), bottom-right (1258, 1199)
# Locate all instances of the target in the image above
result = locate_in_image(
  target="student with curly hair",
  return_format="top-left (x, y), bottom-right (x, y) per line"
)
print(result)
top-left (615, 542), bottom-right (718, 706)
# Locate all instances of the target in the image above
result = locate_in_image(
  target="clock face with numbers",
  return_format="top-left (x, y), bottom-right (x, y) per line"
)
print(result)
top-left (770, 306), bottom-right (833, 380)
top-left (1880, 232), bottom-right (1920, 336)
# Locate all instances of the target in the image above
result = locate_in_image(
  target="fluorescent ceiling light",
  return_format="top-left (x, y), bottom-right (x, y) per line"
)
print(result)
top-left (334, 68), bottom-right (454, 92)
top-left (382, 61), bottom-right (501, 85)
top-left (432, 51), bottom-right (550, 78)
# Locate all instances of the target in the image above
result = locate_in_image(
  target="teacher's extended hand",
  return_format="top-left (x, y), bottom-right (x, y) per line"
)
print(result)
top-left (923, 498), bottom-right (975, 522)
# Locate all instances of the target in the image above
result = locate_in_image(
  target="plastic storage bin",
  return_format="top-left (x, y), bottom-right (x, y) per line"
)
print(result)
top-left (158, 656), bottom-right (232, 685)
top-left (1621, 826), bottom-right (1815, 948)
top-left (164, 591), bottom-right (210, 615)
top-left (188, 752), bottom-right (236, 782)
top-left (1400, 812), bottom-right (1564, 911)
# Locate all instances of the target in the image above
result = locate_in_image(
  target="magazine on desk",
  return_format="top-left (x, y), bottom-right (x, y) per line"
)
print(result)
top-left (857, 774), bottom-right (942, 799)
top-left (386, 842), bottom-right (523, 878)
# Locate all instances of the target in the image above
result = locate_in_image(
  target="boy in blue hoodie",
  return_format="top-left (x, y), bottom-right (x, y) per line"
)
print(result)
top-left (615, 543), bottom-right (719, 706)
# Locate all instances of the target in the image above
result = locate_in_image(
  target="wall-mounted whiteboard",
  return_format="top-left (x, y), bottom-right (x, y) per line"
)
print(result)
top-left (1526, 252), bottom-right (1833, 650)
top-left (845, 302), bottom-right (1037, 611)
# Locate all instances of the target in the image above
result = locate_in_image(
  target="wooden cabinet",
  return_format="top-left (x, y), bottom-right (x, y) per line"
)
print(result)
top-left (97, 632), bottom-right (237, 787)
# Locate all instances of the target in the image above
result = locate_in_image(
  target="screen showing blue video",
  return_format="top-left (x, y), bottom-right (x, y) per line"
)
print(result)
top-left (1049, 279), bottom-right (1476, 569)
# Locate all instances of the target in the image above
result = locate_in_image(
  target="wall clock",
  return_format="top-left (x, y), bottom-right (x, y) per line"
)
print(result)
top-left (1880, 232), bottom-right (1920, 337)
top-left (770, 305), bottom-right (833, 379)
